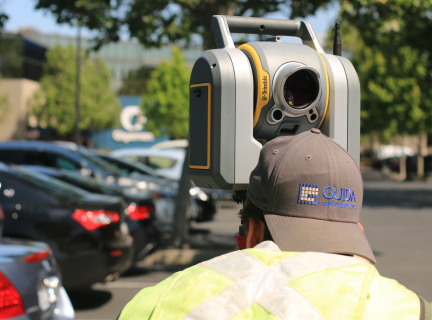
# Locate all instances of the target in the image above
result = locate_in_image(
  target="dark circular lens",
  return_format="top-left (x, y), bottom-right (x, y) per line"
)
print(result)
top-left (283, 70), bottom-right (318, 109)
top-left (272, 109), bottom-right (283, 121)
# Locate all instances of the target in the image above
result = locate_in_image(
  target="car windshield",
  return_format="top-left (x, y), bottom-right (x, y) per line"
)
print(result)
top-left (102, 156), bottom-right (162, 179)
top-left (62, 172), bottom-right (123, 194)
top-left (123, 160), bottom-right (164, 178)
top-left (11, 166), bottom-right (89, 198)
top-left (77, 151), bottom-right (124, 176)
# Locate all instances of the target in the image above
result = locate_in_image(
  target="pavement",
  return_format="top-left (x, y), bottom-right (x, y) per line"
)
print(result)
top-left (71, 168), bottom-right (432, 319)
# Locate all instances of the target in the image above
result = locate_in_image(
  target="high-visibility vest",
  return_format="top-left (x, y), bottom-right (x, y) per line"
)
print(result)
top-left (119, 241), bottom-right (430, 320)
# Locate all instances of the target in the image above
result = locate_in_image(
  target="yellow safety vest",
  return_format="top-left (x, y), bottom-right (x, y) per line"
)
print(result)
top-left (119, 241), bottom-right (430, 320)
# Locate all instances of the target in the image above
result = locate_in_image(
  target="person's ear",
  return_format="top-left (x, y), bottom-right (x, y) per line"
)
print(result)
top-left (246, 218), bottom-right (266, 248)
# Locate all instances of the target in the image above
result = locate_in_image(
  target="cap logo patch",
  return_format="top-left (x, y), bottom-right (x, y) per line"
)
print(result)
top-left (322, 186), bottom-right (356, 209)
top-left (298, 183), bottom-right (318, 205)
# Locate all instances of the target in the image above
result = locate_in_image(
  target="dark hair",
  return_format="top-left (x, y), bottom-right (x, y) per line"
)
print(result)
top-left (238, 198), bottom-right (273, 241)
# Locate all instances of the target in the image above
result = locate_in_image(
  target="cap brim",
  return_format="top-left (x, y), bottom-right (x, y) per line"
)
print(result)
top-left (264, 213), bottom-right (376, 264)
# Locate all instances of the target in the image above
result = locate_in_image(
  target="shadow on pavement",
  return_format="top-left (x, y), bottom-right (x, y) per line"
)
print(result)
top-left (364, 189), bottom-right (432, 208)
top-left (67, 289), bottom-right (112, 310)
top-left (121, 265), bottom-right (151, 277)
top-left (372, 251), bottom-right (383, 257)
top-left (189, 228), bottom-right (211, 235)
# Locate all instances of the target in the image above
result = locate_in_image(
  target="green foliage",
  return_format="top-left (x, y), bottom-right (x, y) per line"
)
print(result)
top-left (30, 45), bottom-right (120, 135)
top-left (353, 43), bottom-right (429, 137)
top-left (118, 66), bottom-right (154, 96)
top-left (141, 47), bottom-right (190, 139)
top-left (337, 0), bottom-right (432, 137)
top-left (35, 0), bottom-right (334, 49)
top-left (35, 0), bottom-right (123, 50)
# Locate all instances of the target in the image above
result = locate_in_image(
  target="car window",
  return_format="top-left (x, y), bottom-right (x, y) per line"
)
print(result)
top-left (0, 150), bottom-right (26, 164)
top-left (123, 156), bottom-right (139, 163)
top-left (77, 151), bottom-right (124, 176)
top-left (146, 156), bottom-right (177, 170)
top-left (105, 158), bottom-right (160, 178)
top-left (56, 156), bottom-right (80, 171)
top-left (0, 150), bottom-right (56, 167)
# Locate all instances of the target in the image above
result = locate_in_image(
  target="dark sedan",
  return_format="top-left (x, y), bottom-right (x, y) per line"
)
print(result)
top-left (0, 141), bottom-right (123, 183)
top-left (0, 141), bottom-right (178, 234)
top-left (25, 166), bottom-right (160, 262)
top-left (0, 164), bottom-right (134, 289)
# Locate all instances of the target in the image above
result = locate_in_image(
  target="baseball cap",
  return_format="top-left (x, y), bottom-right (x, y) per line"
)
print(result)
top-left (247, 128), bottom-right (375, 263)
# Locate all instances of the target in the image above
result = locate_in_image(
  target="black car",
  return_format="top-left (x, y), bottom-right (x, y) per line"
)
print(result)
top-left (0, 141), bottom-right (123, 182)
top-left (0, 141), bottom-right (180, 231)
top-left (98, 155), bottom-right (217, 222)
top-left (0, 164), bottom-right (134, 289)
top-left (26, 166), bottom-right (160, 261)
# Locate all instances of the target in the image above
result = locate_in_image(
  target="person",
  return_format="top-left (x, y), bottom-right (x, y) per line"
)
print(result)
top-left (118, 129), bottom-right (431, 320)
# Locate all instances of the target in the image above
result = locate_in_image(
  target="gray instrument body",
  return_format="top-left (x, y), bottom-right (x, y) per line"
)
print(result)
top-left (189, 15), bottom-right (360, 191)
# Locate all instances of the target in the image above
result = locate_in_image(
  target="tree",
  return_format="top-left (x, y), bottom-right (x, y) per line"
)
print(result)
top-left (35, 0), bottom-right (334, 49)
top-left (337, 1), bottom-right (432, 177)
top-left (118, 66), bottom-right (154, 96)
top-left (30, 45), bottom-right (120, 136)
top-left (141, 46), bottom-right (190, 139)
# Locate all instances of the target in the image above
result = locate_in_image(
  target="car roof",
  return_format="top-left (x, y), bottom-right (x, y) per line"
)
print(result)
top-left (0, 140), bottom-right (77, 154)
top-left (151, 139), bottom-right (188, 150)
top-left (110, 148), bottom-right (185, 160)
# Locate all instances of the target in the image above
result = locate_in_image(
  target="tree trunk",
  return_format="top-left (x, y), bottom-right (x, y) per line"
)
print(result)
top-left (417, 132), bottom-right (427, 178)
top-left (170, 146), bottom-right (191, 248)
top-left (400, 155), bottom-right (407, 181)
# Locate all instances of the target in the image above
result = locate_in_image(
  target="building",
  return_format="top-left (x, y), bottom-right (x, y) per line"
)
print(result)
top-left (0, 33), bottom-right (46, 140)
top-left (0, 30), bottom-right (201, 142)
top-left (23, 30), bottom-right (201, 90)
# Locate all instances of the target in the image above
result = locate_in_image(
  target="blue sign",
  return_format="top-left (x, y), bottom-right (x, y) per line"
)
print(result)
top-left (92, 95), bottom-right (168, 150)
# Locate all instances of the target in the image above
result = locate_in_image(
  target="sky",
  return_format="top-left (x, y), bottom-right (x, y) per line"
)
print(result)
top-left (2, 0), bottom-right (339, 43)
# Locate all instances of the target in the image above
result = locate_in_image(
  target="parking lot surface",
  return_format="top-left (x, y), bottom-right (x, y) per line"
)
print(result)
top-left (71, 170), bottom-right (432, 319)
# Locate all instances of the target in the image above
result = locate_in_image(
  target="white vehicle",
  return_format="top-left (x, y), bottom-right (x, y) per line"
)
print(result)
top-left (110, 148), bottom-right (185, 181)
top-left (151, 139), bottom-right (188, 150)
top-left (375, 145), bottom-right (414, 160)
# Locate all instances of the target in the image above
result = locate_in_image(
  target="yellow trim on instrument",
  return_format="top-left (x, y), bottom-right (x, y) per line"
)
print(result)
top-left (238, 44), bottom-right (270, 128)
top-left (316, 52), bottom-right (329, 128)
top-left (189, 83), bottom-right (211, 170)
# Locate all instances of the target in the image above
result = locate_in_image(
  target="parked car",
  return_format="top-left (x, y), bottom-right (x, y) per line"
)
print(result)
top-left (0, 164), bottom-right (134, 289)
top-left (0, 141), bottom-right (124, 183)
top-left (110, 147), bottom-right (233, 201)
top-left (25, 165), bottom-right (160, 261)
top-left (97, 155), bottom-right (216, 222)
top-left (0, 203), bottom-right (75, 320)
top-left (0, 141), bottom-right (178, 232)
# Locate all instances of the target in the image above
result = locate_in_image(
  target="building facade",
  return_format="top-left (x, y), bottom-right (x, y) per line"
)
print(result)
top-left (0, 31), bottom-right (200, 142)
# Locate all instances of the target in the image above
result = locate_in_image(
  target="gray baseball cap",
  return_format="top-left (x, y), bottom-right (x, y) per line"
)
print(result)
top-left (247, 128), bottom-right (375, 263)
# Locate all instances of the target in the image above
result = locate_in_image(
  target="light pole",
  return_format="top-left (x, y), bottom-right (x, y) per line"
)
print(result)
top-left (75, 23), bottom-right (81, 145)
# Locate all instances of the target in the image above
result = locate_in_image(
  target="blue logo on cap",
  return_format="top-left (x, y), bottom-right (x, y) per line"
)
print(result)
top-left (298, 183), bottom-right (318, 206)
top-left (321, 186), bottom-right (356, 209)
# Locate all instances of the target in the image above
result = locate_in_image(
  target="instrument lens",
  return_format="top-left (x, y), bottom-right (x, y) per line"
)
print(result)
top-left (283, 70), bottom-right (318, 109)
